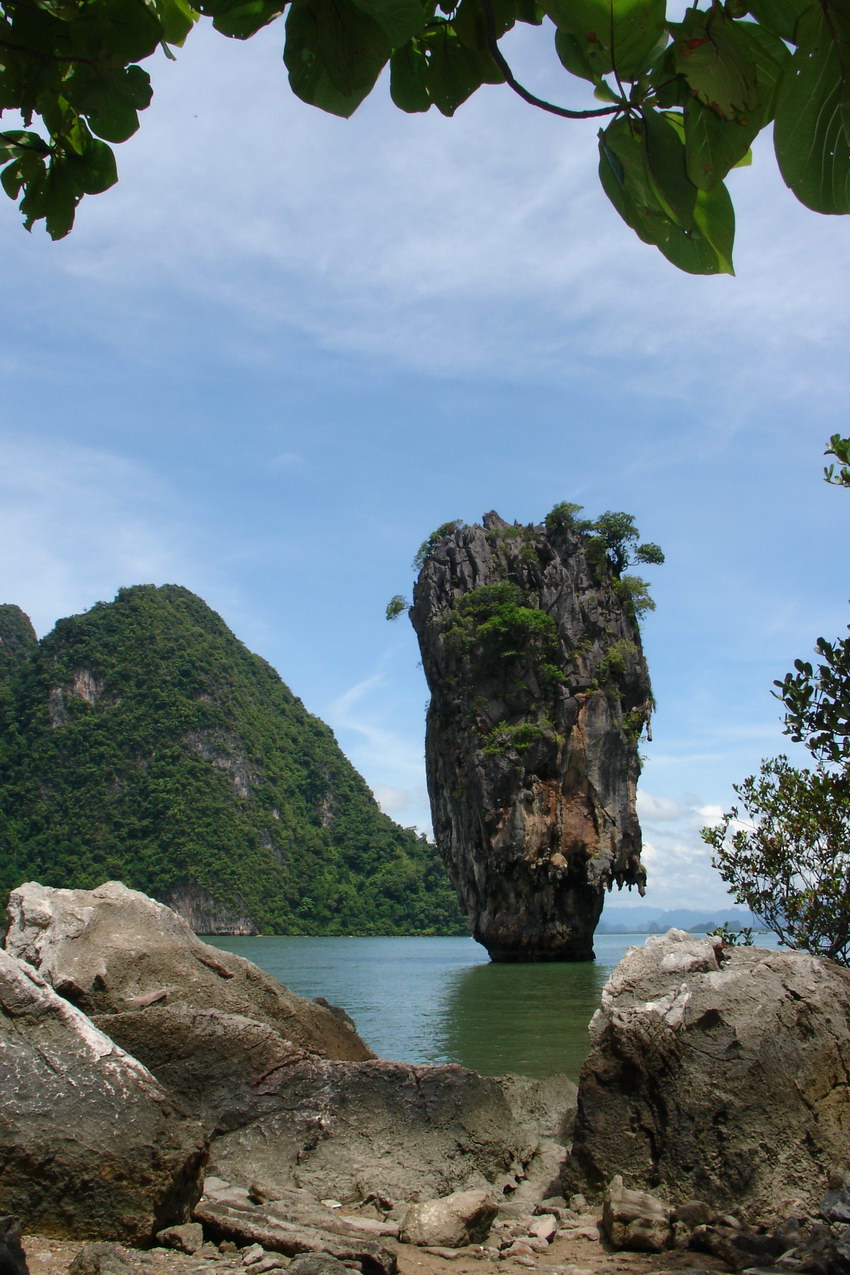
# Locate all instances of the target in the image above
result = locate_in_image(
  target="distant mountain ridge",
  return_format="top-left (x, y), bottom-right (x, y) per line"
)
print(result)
top-left (598, 905), bottom-right (764, 933)
top-left (0, 586), bottom-right (466, 936)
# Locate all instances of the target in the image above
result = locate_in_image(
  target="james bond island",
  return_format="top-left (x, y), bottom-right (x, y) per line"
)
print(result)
top-left (404, 506), bottom-right (663, 962)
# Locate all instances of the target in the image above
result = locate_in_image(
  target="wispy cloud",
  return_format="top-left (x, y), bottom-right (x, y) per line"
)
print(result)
top-left (0, 433), bottom-right (218, 636)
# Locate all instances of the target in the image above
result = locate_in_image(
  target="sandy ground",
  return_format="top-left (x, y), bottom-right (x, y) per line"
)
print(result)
top-left (21, 1230), bottom-right (728, 1275)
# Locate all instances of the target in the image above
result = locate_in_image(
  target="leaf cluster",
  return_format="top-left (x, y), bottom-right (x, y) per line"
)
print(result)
top-left (701, 756), bottom-right (850, 965)
top-left (2, 0), bottom-right (850, 269)
top-left (544, 501), bottom-right (664, 610)
top-left (0, 584), bottom-right (467, 935)
top-left (824, 434), bottom-right (850, 489)
top-left (774, 630), bottom-right (850, 765)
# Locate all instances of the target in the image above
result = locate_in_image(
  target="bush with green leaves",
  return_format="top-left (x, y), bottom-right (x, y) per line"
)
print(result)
top-left (701, 434), bottom-right (850, 966)
top-left (1, 0), bottom-right (850, 273)
top-left (702, 757), bottom-right (850, 965)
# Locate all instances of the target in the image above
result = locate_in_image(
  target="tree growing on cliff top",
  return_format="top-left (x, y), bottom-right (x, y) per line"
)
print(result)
top-left (388, 505), bottom-right (665, 620)
top-left (701, 435), bottom-right (850, 966)
top-left (1, 0), bottom-right (849, 273)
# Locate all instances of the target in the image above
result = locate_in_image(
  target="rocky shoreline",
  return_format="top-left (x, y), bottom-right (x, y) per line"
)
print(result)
top-left (2, 883), bottom-right (850, 1275)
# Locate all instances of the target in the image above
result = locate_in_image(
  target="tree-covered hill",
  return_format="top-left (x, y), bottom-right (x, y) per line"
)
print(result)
top-left (0, 585), bottom-right (466, 936)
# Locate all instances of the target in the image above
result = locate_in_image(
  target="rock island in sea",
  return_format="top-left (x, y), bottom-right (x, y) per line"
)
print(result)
top-left (409, 509), bottom-right (656, 962)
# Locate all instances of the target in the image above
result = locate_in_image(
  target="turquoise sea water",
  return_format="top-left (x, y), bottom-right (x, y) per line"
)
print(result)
top-left (208, 931), bottom-right (779, 1080)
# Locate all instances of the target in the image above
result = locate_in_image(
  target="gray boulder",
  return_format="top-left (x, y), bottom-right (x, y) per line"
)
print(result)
top-left (209, 1057), bottom-right (542, 1202)
top-left (0, 948), bottom-right (207, 1241)
top-left (4, 881), bottom-right (372, 1061)
top-left (91, 1004), bottom-right (313, 1135)
top-left (565, 930), bottom-right (850, 1225)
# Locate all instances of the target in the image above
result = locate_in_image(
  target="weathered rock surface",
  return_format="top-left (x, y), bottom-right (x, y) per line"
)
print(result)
top-left (565, 930), bottom-right (850, 1224)
top-left (207, 1058), bottom-right (546, 1203)
top-left (0, 947), bottom-right (207, 1241)
top-left (90, 1004), bottom-right (312, 1135)
top-left (4, 882), bottom-right (372, 1062)
top-left (410, 512), bottom-right (651, 961)
top-left (163, 884), bottom-right (259, 937)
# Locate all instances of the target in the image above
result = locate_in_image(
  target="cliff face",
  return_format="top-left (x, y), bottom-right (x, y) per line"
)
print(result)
top-left (0, 585), bottom-right (465, 936)
top-left (410, 513), bottom-right (652, 961)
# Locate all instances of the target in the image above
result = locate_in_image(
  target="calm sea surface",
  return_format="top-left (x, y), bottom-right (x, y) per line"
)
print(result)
top-left (208, 932), bottom-right (779, 1081)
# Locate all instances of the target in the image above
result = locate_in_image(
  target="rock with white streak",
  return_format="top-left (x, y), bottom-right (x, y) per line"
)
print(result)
top-left (565, 930), bottom-right (850, 1225)
top-left (0, 948), bottom-right (207, 1241)
top-left (4, 882), bottom-right (371, 1062)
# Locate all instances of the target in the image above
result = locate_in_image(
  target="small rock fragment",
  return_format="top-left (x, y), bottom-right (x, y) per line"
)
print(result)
top-left (288, 1258), bottom-right (351, 1275)
top-left (400, 1191), bottom-right (497, 1249)
top-left (156, 1224), bottom-right (205, 1254)
top-left (242, 1245), bottom-right (266, 1266)
top-left (528, 1215), bottom-right (557, 1243)
top-left (602, 1176), bottom-right (672, 1253)
top-left (68, 1244), bottom-right (136, 1275)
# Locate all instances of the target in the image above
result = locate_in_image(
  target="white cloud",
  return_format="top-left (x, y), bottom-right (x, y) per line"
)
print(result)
top-left (636, 791), bottom-right (683, 822)
top-left (634, 788), bottom-right (739, 911)
top-left (0, 434), bottom-right (200, 634)
top-left (15, 21), bottom-right (848, 401)
top-left (269, 451), bottom-right (305, 471)
top-left (328, 671), bottom-right (433, 835)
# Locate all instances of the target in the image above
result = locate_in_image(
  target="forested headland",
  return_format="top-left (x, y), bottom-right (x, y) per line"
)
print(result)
top-left (0, 586), bottom-right (466, 936)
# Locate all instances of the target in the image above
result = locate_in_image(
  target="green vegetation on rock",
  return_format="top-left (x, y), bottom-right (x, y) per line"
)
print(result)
top-left (0, 585), bottom-right (466, 936)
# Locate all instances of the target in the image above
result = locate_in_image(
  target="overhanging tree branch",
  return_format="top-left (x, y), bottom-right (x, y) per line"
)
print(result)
top-left (477, 0), bottom-right (620, 120)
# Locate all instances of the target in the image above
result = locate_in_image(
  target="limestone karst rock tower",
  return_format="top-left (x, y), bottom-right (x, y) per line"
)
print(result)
top-left (410, 510), bottom-right (655, 961)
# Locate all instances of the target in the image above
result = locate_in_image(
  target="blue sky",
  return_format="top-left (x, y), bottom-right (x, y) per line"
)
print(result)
top-left (2, 19), bottom-right (849, 913)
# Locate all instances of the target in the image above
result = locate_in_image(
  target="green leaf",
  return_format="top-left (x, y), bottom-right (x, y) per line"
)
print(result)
top-left (390, 40), bottom-right (431, 110)
top-left (64, 65), bottom-right (153, 143)
top-left (24, 158), bottom-right (78, 239)
top-left (284, 0), bottom-right (391, 116)
top-left (554, 27), bottom-right (604, 84)
top-left (774, 3), bottom-right (850, 213)
top-left (348, 0), bottom-right (429, 47)
top-left (741, 20), bottom-right (793, 125)
top-left (648, 44), bottom-right (690, 108)
top-left (546, 0), bottom-right (666, 81)
top-left (692, 182), bottom-right (735, 273)
top-left (422, 24), bottom-right (495, 115)
top-left (598, 115), bottom-right (734, 274)
top-left (210, 0), bottom-right (286, 39)
top-left (73, 139), bottom-right (119, 194)
top-left (672, 6), bottom-right (759, 116)
top-left (684, 96), bottom-right (759, 188)
top-left (53, 0), bottom-right (163, 64)
top-left (745, 0), bottom-right (809, 44)
top-left (454, 0), bottom-right (521, 47)
top-left (146, 0), bottom-right (199, 45)
top-left (641, 106), bottom-right (696, 228)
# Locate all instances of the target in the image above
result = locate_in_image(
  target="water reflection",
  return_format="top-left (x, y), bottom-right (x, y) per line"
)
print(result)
top-left (429, 958), bottom-right (609, 1078)
top-left (208, 933), bottom-right (648, 1079)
